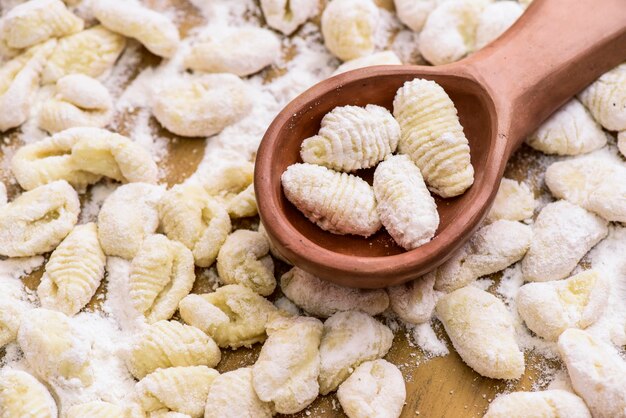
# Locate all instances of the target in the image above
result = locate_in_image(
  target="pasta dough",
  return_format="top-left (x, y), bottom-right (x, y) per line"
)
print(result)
top-left (200, 162), bottom-right (257, 218)
top-left (260, 0), bottom-right (319, 35)
top-left (474, 1), bottom-right (523, 50)
top-left (204, 368), bottom-right (273, 418)
top-left (394, 0), bottom-right (441, 32)
top-left (321, 0), bottom-right (379, 61)
top-left (332, 51), bottom-right (402, 75)
top-left (0, 369), bottom-right (58, 418)
top-left (484, 390), bottom-right (591, 418)
top-left (486, 178), bottom-right (536, 222)
top-left (387, 272), bottom-right (438, 325)
top-left (578, 62), bottom-right (626, 131)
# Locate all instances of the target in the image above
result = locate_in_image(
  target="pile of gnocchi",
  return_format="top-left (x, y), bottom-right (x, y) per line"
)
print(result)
top-left (0, 0), bottom-right (625, 418)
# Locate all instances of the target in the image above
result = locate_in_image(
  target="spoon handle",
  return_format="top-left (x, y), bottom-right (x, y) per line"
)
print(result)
top-left (464, 0), bottom-right (626, 155)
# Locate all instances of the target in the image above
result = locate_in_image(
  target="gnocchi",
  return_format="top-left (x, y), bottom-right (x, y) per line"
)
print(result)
top-left (332, 51), bottom-right (402, 75)
top-left (129, 234), bottom-right (195, 323)
top-left (300, 105), bottom-right (400, 171)
top-left (337, 359), bottom-right (406, 418)
top-left (216, 230), bottom-right (276, 296)
top-left (387, 272), bottom-right (438, 324)
top-left (260, 0), bottom-right (319, 35)
top-left (619, 130), bottom-right (626, 157)
top-left (517, 270), bottom-right (608, 341)
top-left (204, 368), bottom-right (273, 418)
top-left (374, 155), bottom-right (439, 249)
top-left (436, 286), bottom-right (525, 379)
top-left (321, 0), bottom-right (379, 61)
top-left (0, 180), bottom-right (79, 257)
top-left (38, 222), bottom-right (106, 316)
top-left (522, 201), bottom-right (608, 282)
top-left (0, 369), bottom-right (58, 418)
top-left (252, 314), bottom-right (324, 413)
top-left (484, 390), bottom-right (591, 418)
top-left (319, 310), bottom-right (393, 394)
top-left (201, 162), bottom-right (257, 218)
top-left (486, 178), bottom-right (536, 222)
top-left (393, 78), bottom-right (474, 197)
top-left (281, 267), bottom-right (389, 318)
top-left (281, 163), bottom-right (381, 236)
top-left (394, 0), bottom-right (441, 32)
top-left (474, 1), bottom-right (523, 50)
top-left (578, 62), bottom-right (626, 131)
top-left (66, 401), bottom-right (142, 418)
top-left (0, 297), bottom-right (27, 349)
top-left (434, 220), bottom-right (532, 292)
top-left (258, 222), bottom-right (290, 264)
top-left (178, 284), bottom-right (277, 348)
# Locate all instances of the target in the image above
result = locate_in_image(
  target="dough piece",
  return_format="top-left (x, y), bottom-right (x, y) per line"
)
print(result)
top-left (486, 178), bottom-right (535, 222)
top-left (38, 222), bottom-right (106, 316)
top-left (300, 105), bottom-right (400, 171)
top-left (281, 163), bottom-right (381, 236)
top-left (517, 270), bottom-right (609, 341)
top-left (257, 222), bottom-right (290, 264)
top-left (436, 286), bottom-right (524, 379)
top-left (474, 1), bottom-right (522, 50)
top-left (522, 201), bottom-right (608, 282)
top-left (92, 0), bottom-right (179, 58)
top-left (67, 401), bottom-right (142, 418)
top-left (618, 130), bottom-right (626, 157)
top-left (387, 272), bottom-right (438, 324)
top-left (281, 267), bottom-right (389, 318)
top-left (545, 158), bottom-right (626, 223)
top-left (201, 162), bottom-right (257, 218)
top-left (0, 181), bottom-right (6, 207)
top-left (129, 234), bottom-right (195, 323)
top-left (1, 0), bottom-right (83, 49)
top-left (42, 25), bottom-right (126, 83)
top-left (204, 368), bottom-right (273, 418)
top-left (558, 329), bottom-right (626, 418)
top-left (159, 183), bottom-right (231, 267)
top-left (127, 320), bottom-right (221, 379)
top-left (337, 359), bottom-right (406, 418)
top-left (0, 180), bottom-right (79, 257)
top-left (252, 314), bottom-right (324, 414)
top-left (179, 284), bottom-right (277, 348)
top-left (434, 220), bottom-right (532, 292)
top-left (18, 308), bottom-right (93, 386)
top-left (98, 183), bottom-right (164, 259)
top-left (526, 99), bottom-right (608, 155)
top-left (260, 0), bottom-right (318, 35)
top-left (484, 390), bottom-right (591, 418)
top-left (216, 230), bottom-right (276, 296)
top-left (394, 0), bottom-right (441, 32)
top-left (136, 366), bottom-right (219, 418)
top-left (374, 155), bottom-right (439, 249)
top-left (578, 62), bottom-right (626, 131)
top-left (0, 297), bottom-right (28, 349)
top-left (332, 51), bottom-right (402, 75)
top-left (0, 369), bottom-right (57, 418)
top-left (185, 27), bottom-right (280, 76)
top-left (321, 0), bottom-right (378, 61)
top-left (393, 78), bottom-right (474, 197)
top-left (319, 311), bottom-right (393, 394)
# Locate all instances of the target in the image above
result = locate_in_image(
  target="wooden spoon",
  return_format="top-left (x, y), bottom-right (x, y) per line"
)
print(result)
top-left (255, 0), bottom-right (626, 289)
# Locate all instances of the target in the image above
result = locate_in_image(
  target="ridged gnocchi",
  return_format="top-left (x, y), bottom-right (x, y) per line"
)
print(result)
top-left (300, 105), bottom-right (400, 171)
top-left (319, 311), bottom-right (393, 395)
top-left (517, 270), bottom-right (609, 341)
top-left (474, 1), bottom-right (523, 50)
top-left (484, 390), bottom-right (591, 418)
top-left (394, 0), bottom-right (441, 32)
top-left (179, 284), bottom-right (277, 348)
top-left (216, 230), bottom-right (276, 296)
top-left (282, 163), bottom-right (381, 236)
top-left (159, 183), bottom-right (231, 267)
top-left (434, 220), bottom-right (532, 292)
top-left (126, 320), bottom-right (221, 379)
top-left (332, 51), bottom-right (402, 75)
top-left (486, 178), bottom-right (536, 222)
top-left (436, 286), bottom-right (525, 379)
top-left (321, 0), bottom-right (379, 61)
top-left (0, 297), bottom-right (27, 349)
top-left (0, 180), bottom-right (79, 257)
top-left (387, 272), bottom-right (438, 324)
top-left (136, 366), bottom-right (219, 418)
top-left (393, 78), bottom-right (474, 197)
top-left (260, 0), bottom-right (319, 35)
top-left (0, 369), bottom-right (58, 418)
top-left (337, 359), bottom-right (406, 418)
top-left (522, 201), bottom-right (608, 282)
top-left (280, 267), bottom-right (389, 318)
top-left (153, 74), bottom-right (251, 138)
top-left (66, 401), bottom-right (142, 418)
top-left (252, 314), bottom-right (324, 414)
top-left (38, 222), bottom-right (106, 316)
top-left (526, 99), bottom-right (608, 155)
top-left (201, 162), bottom-right (257, 218)
top-left (578, 62), bottom-right (626, 131)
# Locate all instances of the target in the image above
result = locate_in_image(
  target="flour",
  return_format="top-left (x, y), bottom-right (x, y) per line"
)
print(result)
top-left (78, 181), bottom-right (118, 223)
top-left (102, 256), bottom-right (147, 334)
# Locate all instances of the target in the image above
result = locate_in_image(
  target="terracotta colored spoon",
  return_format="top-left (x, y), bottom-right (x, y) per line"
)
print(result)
top-left (255, 0), bottom-right (626, 289)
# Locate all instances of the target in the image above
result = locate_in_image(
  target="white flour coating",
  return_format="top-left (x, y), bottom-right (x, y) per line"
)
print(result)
top-left (102, 256), bottom-right (148, 334)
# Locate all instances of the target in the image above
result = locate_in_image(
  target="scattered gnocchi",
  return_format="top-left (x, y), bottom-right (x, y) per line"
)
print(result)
top-left (387, 272), bottom-right (438, 325)
top-left (260, 0), bottom-right (319, 35)
top-left (66, 401), bottom-right (142, 418)
top-left (484, 390), bottom-right (591, 418)
top-left (332, 51), bottom-right (402, 75)
top-left (394, 0), bottom-right (441, 32)
top-left (321, 0), bottom-right (379, 61)
top-left (200, 161), bottom-right (257, 218)
top-left (578, 62), bottom-right (626, 131)
top-left (0, 369), bottom-right (58, 418)
top-left (205, 368), bottom-right (273, 418)
top-left (474, 1), bottom-right (523, 50)
top-left (486, 178), bottom-right (536, 222)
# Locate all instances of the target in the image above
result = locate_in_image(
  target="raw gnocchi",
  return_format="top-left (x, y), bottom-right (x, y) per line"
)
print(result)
top-left (178, 284), bottom-right (277, 348)
top-left (578, 62), bottom-right (626, 131)
top-left (252, 314), bottom-right (324, 413)
top-left (260, 0), bottom-right (319, 35)
top-left (153, 74), bottom-right (251, 138)
top-left (0, 180), bottom-right (79, 257)
top-left (216, 230), bottom-right (276, 296)
top-left (0, 369), bottom-right (58, 418)
top-left (129, 234), bottom-right (195, 323)
top-left (300, 105), bottom-right (400, 171)
top-left (394, 0), bottom-right (441, 32)
top-left (201, 162), bottom-right (257, 218)
top-left (92, 0), bottom-right (180, 58)
top-left (486, 178), bottom-right (536, 222)
top-left (66, 401), bottom-right (142, 418)
top-left (387, 272), bottom-right (438, 324)
top-left (319, 310), bottom-right (393, 394)
top-left (204, 368), bottom-right (273, 418)
top-left (434, 220), bottom-right (531, 292)
top-left (38, 222), bottom-right (106, 316)
top-left (0, 297), bottom-right (27, 349)
top-left (393, 78), bottom-right (474, 197)
top-left (474, 1), bottom-right (523, 50)
top-left (436, 286), bottom-right (525, 379)
top-left (126, 320), bottom-right (221, 379)
top-left (337, 359), bottom-right (406, 418)
top-left (281, 163), bottom-right (381, 236)
top-left (484, 390), bottom-right (591, 418)
top-left (321, 0), bottom-right (379, 61)
top-left (332, 51), bottom-right (402, 75)
top-left (517, 270), bottom-right (608, 341)
top-left (619, 130), bottom-right (626, 157)
top-left (281, 267), bottom-right (389, 318)
top-left (522, 201), bottom-right (608, 282)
